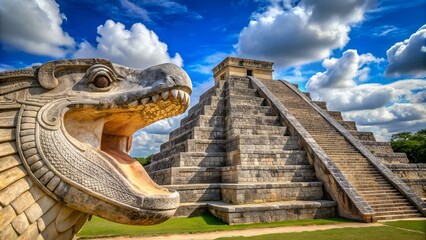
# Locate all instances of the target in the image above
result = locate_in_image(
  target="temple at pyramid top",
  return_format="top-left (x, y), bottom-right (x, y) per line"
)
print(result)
top-left (212, 57), bottom-right (274, 83)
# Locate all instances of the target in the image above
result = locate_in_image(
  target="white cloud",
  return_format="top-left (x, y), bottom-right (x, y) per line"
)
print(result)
top-left (344, 103), bottom-right (426, 126)
top-left (119, 0), bottom-right (202, 21)
top-left (0, 0), bottom-right (75, 57)
top-left (385, 24), bottom-right (426, 76)
top-left (306, 50), bottom-right (426, 140)
top-left (130, 131), bottom-right (169, 157)
top-left (236, 0), bottom-right (376, 67)
top-left (74, 20), bottom-right (182, 69)
top-left (307, 49), bottom-right (383, 92)
top-left (344, 103), bottom-right (426, 140)
top-left (120, 0), bottom-right (151, 22)
top-left (371, 25), bottom-right (401, 37)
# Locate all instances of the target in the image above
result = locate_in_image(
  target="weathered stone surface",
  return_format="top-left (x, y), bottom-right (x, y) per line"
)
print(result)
top-left (1, 205), bottom-right (16, 230)
top-left (0, 224), bottom-right (18, 239)
top-left (11, 213), bottom-right (30, 234)
top-left (0, 142), bottom-right (17, 158)
top-left (0, 154), bottom-right (21, 172)
top-left (0, 177), bottom-right (32, 206)
top-left (10, 187), bottom-right (44, 215)
top-left (0, 165), bottom-right (26, 191)
top-left (25, 196), bottom-right (56, 223)
top-left (18, 223), bottom-right (39, 240)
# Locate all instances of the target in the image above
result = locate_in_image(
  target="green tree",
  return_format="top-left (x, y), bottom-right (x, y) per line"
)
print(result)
top-left (390, 129), bottom-right (426, 163)
top-left (133, 155), bottom-right (152, 166)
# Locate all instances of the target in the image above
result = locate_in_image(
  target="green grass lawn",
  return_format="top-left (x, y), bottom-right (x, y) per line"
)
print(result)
top-left (383, 220), bottom-right (426, 233)
top-left (217, 224), bottom-right (425, 240)
top-left (77, 214), bottom-right (352, 238)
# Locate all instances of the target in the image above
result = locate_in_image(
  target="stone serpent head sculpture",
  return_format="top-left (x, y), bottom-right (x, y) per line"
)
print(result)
top-left (0, 58), bottom-right (192, 239)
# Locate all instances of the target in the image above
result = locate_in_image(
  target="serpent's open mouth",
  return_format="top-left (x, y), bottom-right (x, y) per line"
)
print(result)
top-left (63, 86), bottom-right (190, 210)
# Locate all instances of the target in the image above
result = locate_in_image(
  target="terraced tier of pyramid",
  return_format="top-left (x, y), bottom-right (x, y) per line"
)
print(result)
top-left (145, 57), bottom-right (425, 224)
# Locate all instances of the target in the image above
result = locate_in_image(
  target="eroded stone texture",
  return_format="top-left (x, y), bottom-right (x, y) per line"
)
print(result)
top-left (0, 58), bottom-right (192, 239)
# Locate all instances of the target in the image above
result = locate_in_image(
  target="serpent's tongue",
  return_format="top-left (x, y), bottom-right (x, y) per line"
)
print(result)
top-left (102, 145), bottom-right (166, 196)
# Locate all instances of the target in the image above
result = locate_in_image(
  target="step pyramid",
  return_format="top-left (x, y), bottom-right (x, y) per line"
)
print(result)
top-left (146, 57), bottom-right (425, 224)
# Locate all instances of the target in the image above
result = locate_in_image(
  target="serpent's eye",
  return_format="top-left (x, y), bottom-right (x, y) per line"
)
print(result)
top-left (84, 64), bottom-right (118, 92)
top-left (94, 75), bottom-right (110, 88)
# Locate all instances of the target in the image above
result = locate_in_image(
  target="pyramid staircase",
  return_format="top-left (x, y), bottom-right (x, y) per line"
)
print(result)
top-left (146, 77), bottom-right (337, 224)
top-left (146, 66), bottom-right (425, 223)
top-left (257, 79), bottom-right (424, 221)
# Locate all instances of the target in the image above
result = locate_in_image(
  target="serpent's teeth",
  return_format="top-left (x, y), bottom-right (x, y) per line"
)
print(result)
top-left (140, 98), bottom-right (149, 105)
top-left (182, 92), bottom-right (189, 105)
top-left (177, 90), bottom-right (184, 100)
top-left (151, 94), bottom-right (159, 102)
top-left (171, 89), bottom-right (178, 99)
top-left (161, 91), bottom-right (169, 100)
top-left (128, 100), bottom-right (138, 107)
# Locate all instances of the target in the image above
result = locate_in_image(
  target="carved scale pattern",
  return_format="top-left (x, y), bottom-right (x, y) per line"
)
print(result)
top-left (1, 101), bottom-right (88, 239)
top-left (39, 128), bottom-right (137, 206)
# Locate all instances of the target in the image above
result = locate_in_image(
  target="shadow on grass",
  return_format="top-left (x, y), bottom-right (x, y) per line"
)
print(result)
top-left (199, 213), bottom-right (227, 226)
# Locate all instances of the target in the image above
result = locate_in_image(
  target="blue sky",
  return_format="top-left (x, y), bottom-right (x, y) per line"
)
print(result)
top-left (1, 0), bottom-right (425, 157)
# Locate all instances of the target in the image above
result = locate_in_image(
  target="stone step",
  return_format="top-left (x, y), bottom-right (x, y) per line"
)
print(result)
top-left (208, 200), bottom-right (337, 224)
top-left (348, 130), bottom-right (376, 141)
top-left (361, 141), bottom-right (394, 153)
top-left (372, 205), bottom-right (418, 212)
top-left (369, 199), bottom-right (414, 207)
top-left (226, 104), bottom-right (274, 116)
top-left (363, 194), bottom-right (407, 202)
top-left (154, 138), bottom-right (226, 161)
top-left (227, 150), bottom-right (308, 166)
top-left (222, 165), bottom-right (317, 183)
top-left (226, 114), bottom-right (281, 127)
top-left (160, 136), bottom-right (226, 152)
top-left (374, 152), bottom-right (409, 164)
top-left (221, 182), bottom-right (324, 204)
top-left (172, 115), bottom-right (225, 137)
top-left (375, 209), bottom-right (420, 217)
top-left (185, 104), bottom-right (225, 122)
top-left (313, 101), bottom-right (327, 110)
top-left (187, 139), bottom-right (226, 152)
top-left (152, 142), bottom-right (186, 162)
top-left (227, 135), bottom-right (300, 152)
top-left (146, 152), bottom-right (227, 171)
top-left (174, 202), bottom-right (209, 217)
top-left (166, 184), bottom-right (222, 203)
top-left (226, 95), bottom-right (265, 107)
top-left (360, 191), bottom-right (404, 198)
top-left (187, 94), bottom-right (224, 116)
top-left (351, 182), bottom-right (396, 188)
top-left (375, 213), bottom-right (423, 221)
top-left (369, 202), bottom-right (413, 209)
top-left (358, 189), bottom-right (399, 194)
top-left (226, 125), bottom-right (286, 137)
top-left (226, 77), bottom-right (252, 89)
top-left (355, 185), bottom-right (396, 191)
top-left (338, 120), bottom-right (358, 131)
top-left (226, 86), bottom-right (258, 97)
top-left (303, 92), bottom-right (311, 99)
top-left (148, 167), bottom-right (223, 185)
top-left (166, 127), bottom-right (226, 149)
top-left (327, 111), bottom-right (343, 121)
